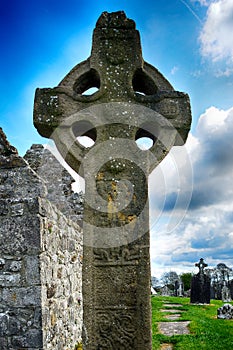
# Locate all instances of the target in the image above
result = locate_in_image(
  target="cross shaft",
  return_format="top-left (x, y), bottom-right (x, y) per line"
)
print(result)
top-left (34, 11), bottom-right (191, 349)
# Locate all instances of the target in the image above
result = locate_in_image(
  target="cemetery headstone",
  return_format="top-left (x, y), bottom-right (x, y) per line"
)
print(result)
top-left (221, 281), bottom-right (232, 302)
top-left (190, 258), bottom-right (210, 304)
top-left (174, 280), bottom-right (179, 296)
top-left (217, 303), bottom-right (233, 319)
top-left (178, 281), bottom-right (184, 297)
top-left (210, 285), bottom-right (216, 299)
top-left (230, 280), bottom-right (233, 300)
top-left (161, 285), bottom-right (172, 297)
top-left (208, 262), bottom-right (233, 300)
top-left (33, 11), bottom-right (191, 349)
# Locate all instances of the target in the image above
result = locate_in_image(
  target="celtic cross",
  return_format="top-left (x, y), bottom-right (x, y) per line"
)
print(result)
top-left (34, 11), bottom-right (191, 349)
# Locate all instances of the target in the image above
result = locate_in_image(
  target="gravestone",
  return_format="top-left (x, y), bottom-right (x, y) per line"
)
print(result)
top-left (178, 281), bottom-right (184, 297)
top-left (174, 280), bottom-right (179, 296)
top-left (33, 11), bottom-right (191, 349)
top-left (217, 303), bottom-right (233, 319)
top-left (161, 285), bottom-right (172, 297)
top-left (190, 258), bottom-right (210, 304)
top-left (210, 285), bottom-right (216, 299)
top-left (221, 281), bottom-right (232, 302)
top-left (230, 280), bottom-right (233, 299)
top-left (210, 263), bottom-right (233, 300)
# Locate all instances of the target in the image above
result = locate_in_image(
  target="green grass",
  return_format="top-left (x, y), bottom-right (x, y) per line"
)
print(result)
top-left (152, 296), bottom-right (233, 349)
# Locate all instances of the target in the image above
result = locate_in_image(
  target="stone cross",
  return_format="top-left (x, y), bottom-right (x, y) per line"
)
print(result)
top-left (191, 258), bottom-right (210, 304)
top-left (195, 258), bottom-right (208, 276)
top-left (33, 11), bottom-right (191, 349)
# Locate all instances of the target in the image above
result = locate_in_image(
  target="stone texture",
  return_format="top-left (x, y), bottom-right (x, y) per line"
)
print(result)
top-left (33, 11), bottom-right (191, 350)
top-left (39, 198), bottom-right (83, 350)
top-left (208, 263), bottom-right (233, 300)
top-left (0, 129), bottom-right (83, 349)
top-left (164, 314), bottom-right (181, 320)
top-left (217, 303), bottom-right (233, 319)
top-left (230, 280), bottom-right (233, 300)
top-left (161, 343), bottom-right (173, 350)
top-left (24, 144), bottom-right (84, 225)
top-left (0, 128), bottom-right (25, 169)
top-left (161, 285), bottom-right (172, 296)
top-left (0, 128), bottom-right (17, 155)
top-left (158, 321), bottom-right (190, 336)
top-left (221, 283), bottom-right (232, 302)
top-left (190, 258), bottom-right (210, 304)
top-left (161, 309), bottom-right (184, 313)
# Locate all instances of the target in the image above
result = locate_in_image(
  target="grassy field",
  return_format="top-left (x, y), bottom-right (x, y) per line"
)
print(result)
top-left (152, 296), bottom-right (233, 349)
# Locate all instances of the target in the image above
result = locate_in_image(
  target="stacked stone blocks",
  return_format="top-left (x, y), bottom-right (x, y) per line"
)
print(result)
top-left (0, 129), bottom-right (83, 350)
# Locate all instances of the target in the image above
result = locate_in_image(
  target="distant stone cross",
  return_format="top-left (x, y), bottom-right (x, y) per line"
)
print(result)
top-left (34, 11), bottom-right (191, 349)
top-left (195, 258), bottom-right (208, 276)
top-left (191, 258), bottom-right (210, 304)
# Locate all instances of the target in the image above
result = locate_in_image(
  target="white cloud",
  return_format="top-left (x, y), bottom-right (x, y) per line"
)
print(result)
top-left (215, 67), bottom-right (233, 77)
top-left (150, 106), bottom-right (233, 277)
top-left (200, 0), bottom-right (233, 65)
top-left (171, 66), bottom-right (179, 75)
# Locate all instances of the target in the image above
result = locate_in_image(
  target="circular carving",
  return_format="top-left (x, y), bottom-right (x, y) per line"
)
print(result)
top-left (48, 102), bottom-right (192, 247)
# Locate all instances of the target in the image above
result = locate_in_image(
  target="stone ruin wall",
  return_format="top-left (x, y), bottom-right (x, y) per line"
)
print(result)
top-left (0, 130), bottom-right (83, 350)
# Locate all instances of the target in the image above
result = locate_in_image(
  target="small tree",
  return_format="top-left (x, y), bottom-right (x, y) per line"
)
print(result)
top-left (180, 272), bottom-right (192, 291)
top-left (161, 271), bottom-right (179, 290)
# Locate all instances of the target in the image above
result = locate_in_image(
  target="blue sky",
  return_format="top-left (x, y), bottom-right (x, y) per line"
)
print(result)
top-left (1, 0), bottom-right (233, 278)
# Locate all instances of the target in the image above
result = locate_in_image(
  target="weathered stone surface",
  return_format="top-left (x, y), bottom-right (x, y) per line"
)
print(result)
top-left (164, 314), bottom-right (181, 320)
top-left (217, 303), bottom-right (233, 319)
top-left (190, 258), bottom-right (210, 304)
top-left (158, 321), bottom-right (190, 336)
top-left (0, 337), bottom-right (8, 350)
top-left (0, 139), bottom-right (45, 348)
top-left (10, 329), bottom-right (43, 348)
top-left (161, 285), bottom-right (173, 296)
top-left (39, 198), bottom-right (83, 350)
top-left (221, 283), bottom-right (232, 302)
top-left (33, 11), bottom-right (191, 178)
top-left (230, 280), bottom-right (233, 300)
top-left (161, 309), bottom-right (184, 313)
top-left (0, 128), bottom-right (83, 349)
top-left (0, 127), bottom-right (26, 168)
top-left (161, 343), bottom-right (173, 350)
top-left (33, 11), bottom-right (191, 350)
top-left (0, 128), bottom-right (18, 156)
top-left (24, 144), bottom-right (84, 224)
top-left (207, 262), bottom-right (233, 300)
